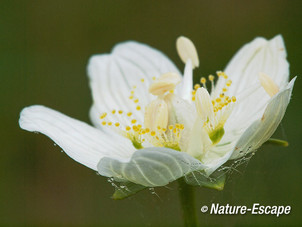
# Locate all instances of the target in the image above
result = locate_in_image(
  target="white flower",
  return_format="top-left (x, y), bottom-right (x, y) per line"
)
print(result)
top-left (19, 35), bottom-right (296, 188)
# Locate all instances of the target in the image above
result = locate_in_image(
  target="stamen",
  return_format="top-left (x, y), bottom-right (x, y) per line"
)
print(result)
top-left (258, 72), bottom-right (279, 97)
top-left (176, 36), bottom-right (199, 68)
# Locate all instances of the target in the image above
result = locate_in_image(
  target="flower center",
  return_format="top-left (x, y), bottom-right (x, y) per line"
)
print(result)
top-left (98, 72), bottom-right (185, 150)
top-left (194, 71), bottom-right (236, 145)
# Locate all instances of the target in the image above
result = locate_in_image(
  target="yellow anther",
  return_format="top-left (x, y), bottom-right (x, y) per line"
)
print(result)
top-left (192, 96), bottom-right (196, 101)
top-left (217, 71), bottom-right (223, 77)
top-left (211, 100), bottom-right (215, 105)
top-left (216, 98), bottom-right (221, 103)
top-left (100, 113), bottom-right (107, 119)
top-left (127, 112), bottom-right (132, 117)
top-left (226, 80), bottom-right (232, 86)
top-left (108, 122), bottom-right (112, 126)
top-left (133, 86), bottom-right (137, 89)
top-left (169, 90), bottom-right (174, 93)
top-left (115, 123), bottom-right (120, 127)
top-left (169, 125), bottom-right (174, 130)
top-left (152, 76), bottom-right (156, 80)
top-left (222, 88), bottom-right (228, 92)
top-left (192, 90), bottom-right (196, 95)
top-left (111, 110), bottom-right (116, 114)
top-left (136, 106), bottom-right (141, 110)
top-left (157, 126), bottom-right (161, 130)
top-left (131, 119), bottom-right (137, 124)
top-left (151, 131), bottom-right (156, 136)
top-left (145, 128), bottom-right (150, 133)
top-left (228, 99), bottom-right (231, 103)
top-left (173, 128), bottom-right (177, 133)
top-left (200, 77), bottom-right (206, 84)
top-left (155, 136), bottom-right (160, 140)
top-left (232, 96), bottom-right (236, 102)
top-left (134, 99), bottom-right (139, 103)
top-left (141, 129), bottom-right (146, 134)
top-left (129, 95), bottom-right (134, 99)
top-left (179, 124), bottom-right (184, 130)
top-left (137, 124), bottom-right (142, 129)
top-left (194, 84), bottom-right (201, 90)
top-left (219, 93), bottom-right (224, 98)
top-left (101, 121), bottom-right (106, 125)
top-left (141, 78), bottom-right (145, 82)
top-left (131, 91), bottom-right (135, 95)
top-left (126, 126), bottom-right (131, 131)
top-left (133, 125), bottom-right (138, 131)
top-left (118, 110), bottom-right (123, 114)
top-left (208, 75), bottom-right (215, 81)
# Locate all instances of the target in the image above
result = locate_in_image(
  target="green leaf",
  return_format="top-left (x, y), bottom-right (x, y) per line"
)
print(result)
top-left (112, 181), bottom-right (146, 200)
top-left (184, 171), bottom-right (226, 190)
top-left (264, 138), bottom-right (289, 147)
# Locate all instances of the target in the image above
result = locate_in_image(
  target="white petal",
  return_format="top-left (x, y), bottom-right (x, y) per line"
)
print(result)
top-left (88, 41), bottom-right (180, 129)
top-left (217, 35), bottom-right (289, 133)
top-left (19, 105), bottom-right (135, 170)
top-left (97, 147), bottom-right (206, 187)
top-left (231, 77), bottom-right (296, 159)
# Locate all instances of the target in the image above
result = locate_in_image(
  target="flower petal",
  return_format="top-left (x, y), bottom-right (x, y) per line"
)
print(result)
top-left (218, 35), bottom-right (290, 134)
top-left (19, 105), bottom-right (135, 170)
top-left (88, 41), bottom-right (180, 129)
top-left (97, 147), bottom-right (206, 187)
top-left (231, 77), bottom-right (296, 159)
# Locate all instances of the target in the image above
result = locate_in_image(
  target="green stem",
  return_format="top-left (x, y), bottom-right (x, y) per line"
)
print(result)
top-left (178, 178), bottom-right (198, 227)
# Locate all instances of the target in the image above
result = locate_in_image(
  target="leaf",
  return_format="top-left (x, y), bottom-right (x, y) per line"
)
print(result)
top-left (184, 171), bottom-right (226, 190)
top-left (112, 181), bottom-right (146, 200)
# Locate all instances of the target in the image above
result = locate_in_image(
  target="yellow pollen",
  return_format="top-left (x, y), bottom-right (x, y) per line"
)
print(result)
top-left (141, 79), bottom-right (145, 82)
top-left (111, 110), bottom-right (116, 114)
top-left (157, 126), bottom-right (161, 130)
top-left (216, 98), bottom-right (221, 103)
top-left (133, 125), bottom-right (138, 131)
top-left (131, 119), bottom-right (137, 124)
top-left (208, 75), bottom-right (214, 81)
top-left (115, 123), bottom-right (120, 127)
top-left (126, 126), bottom-right (131, 131)
top-left (192, 90), bottom-right (196, 95)
top-left (200, 77), bottom-right (206, 84)
top-left (118, 110), bottom-right (123, 114)
top-left (100, 113), bottom-right (107, 119)
top-left (131, 91), bottom-right (135, 95)
top-left (169, 90), bottom-right (174, 93)
top-left (145, 128), bottom-right (150, 133)
top-left (212, 100), bottom-right (215, 105)
top-left (137, 124), bottom-right (142, 129)
top-left (192, 96), bottom-right (196, 101)
top-left (136, 106), bottom-right (141, 110)
top-left (133, 86), bottom-right (137, 89)
top-left (108, 122), bottom-right (112, 126)
top-left (151, 131), bottom-right (156, 136)
top-left (222, 88), bottom-right (227, 92)
top-left (173, 128), bottom-right (177, 133)
top-left (141, 129), bottom-right (146, 134)
top-left (168, 125), bottom-right (174, 130)
top-left (152, 76), bottom-right (156, 80)
top-left (127, 112), bottom-right (132, 117)
top-left (179, 124), bottom-right (184, 130)
top-left (194, 84), bottom-right (201, 90)
top-left (101, 121), bottom-right (106, 125)
top-left (129, 95), bottom-right (134, 99)
top-left (134, 99), bottom-right (139, 103)
top-left (219, 93), bottom-right (224, 98)
top-left (232, 96), bottom-right (236, 102)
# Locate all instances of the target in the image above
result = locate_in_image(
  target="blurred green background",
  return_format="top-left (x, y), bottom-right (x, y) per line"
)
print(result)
top-left (1, 0), bottom-right (302, 226)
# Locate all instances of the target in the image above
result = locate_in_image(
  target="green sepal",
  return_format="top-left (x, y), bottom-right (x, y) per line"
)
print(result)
top-left (264, 138), bottom-right (289, 147)
top-left (112, 181), bottom-right (146, 200)
top-left (184, 171), bottom-right (226, 191)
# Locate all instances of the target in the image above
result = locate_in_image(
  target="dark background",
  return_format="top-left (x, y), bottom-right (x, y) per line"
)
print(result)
top-left (1, 0), bottom-right (302, 226)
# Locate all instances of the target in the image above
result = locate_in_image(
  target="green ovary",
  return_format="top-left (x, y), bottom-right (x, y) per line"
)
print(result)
top-left (209, 126), bottom-right (225, 145)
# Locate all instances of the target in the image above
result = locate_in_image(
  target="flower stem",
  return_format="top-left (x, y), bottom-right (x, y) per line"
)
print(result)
top-left (178, 177), bottom-right (198, 227)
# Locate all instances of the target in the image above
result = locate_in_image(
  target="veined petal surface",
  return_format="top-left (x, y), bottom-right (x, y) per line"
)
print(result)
top-left (19, 105), bottom-right (135, 170)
